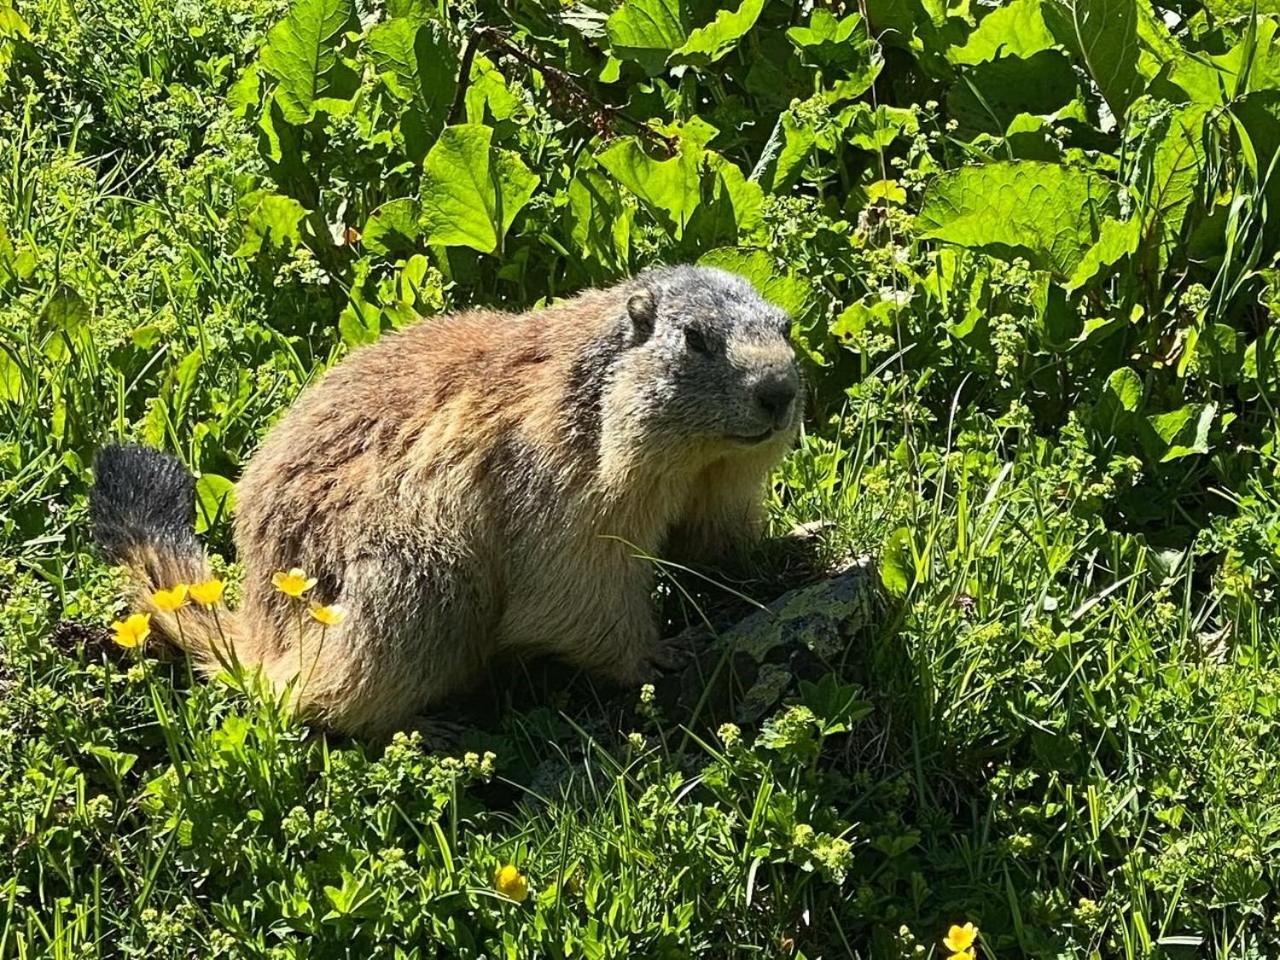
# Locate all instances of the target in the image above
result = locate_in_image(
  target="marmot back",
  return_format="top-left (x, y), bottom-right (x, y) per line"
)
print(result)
top-left (91, 265), bottom-right (802, 737)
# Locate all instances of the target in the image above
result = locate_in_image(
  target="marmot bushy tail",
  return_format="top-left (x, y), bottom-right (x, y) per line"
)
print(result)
top-left (91, 443), bottom-right (242, 667)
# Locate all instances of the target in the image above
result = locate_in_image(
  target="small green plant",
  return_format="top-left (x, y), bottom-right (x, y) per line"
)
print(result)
top-left (2, 0), bottom-right (1280, 956)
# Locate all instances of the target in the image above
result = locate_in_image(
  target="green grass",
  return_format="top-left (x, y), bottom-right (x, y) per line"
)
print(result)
top-left (3, 0), bottom-right (1280, 957)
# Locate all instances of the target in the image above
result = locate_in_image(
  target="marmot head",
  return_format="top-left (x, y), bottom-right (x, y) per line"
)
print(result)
top-left (598, 265), bottom-right (802, 462)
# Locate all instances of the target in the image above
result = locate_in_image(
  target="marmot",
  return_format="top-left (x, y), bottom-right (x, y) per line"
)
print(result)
top-left (91, 265), bottom-right (802, 737)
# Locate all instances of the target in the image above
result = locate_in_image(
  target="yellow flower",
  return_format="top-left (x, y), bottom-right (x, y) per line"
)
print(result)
top-left (188, 578), bottom-right (226, 606)
top-left (944, 923), bottom-right (978, 954)
top-left (151, 584), bottom-right (189, 613)
top-left (272, 568), bottom-right (317, 598)
top-left (493, 864), bottom-right (529, 903)
top-left (309, 602), bottom-right (348, 626)
top-left (112, 613), bottom-right (151, 649)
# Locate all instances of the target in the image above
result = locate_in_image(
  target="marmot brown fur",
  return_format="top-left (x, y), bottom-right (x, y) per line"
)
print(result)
top-left (91, 265), bottom-right (802, 737)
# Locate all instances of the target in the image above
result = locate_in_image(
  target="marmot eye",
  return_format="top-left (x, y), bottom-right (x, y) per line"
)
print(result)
top-left (684, 327), bottom-right (709, 354)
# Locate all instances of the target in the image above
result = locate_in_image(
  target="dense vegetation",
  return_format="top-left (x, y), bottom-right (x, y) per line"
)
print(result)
top-left (3, 0), bottom-right (1280, 955)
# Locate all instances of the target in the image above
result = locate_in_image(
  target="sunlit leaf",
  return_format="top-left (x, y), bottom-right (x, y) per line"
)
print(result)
top-left (606, 0), bottom-right (688, 74)
top-left (880, 526), bottom-right (915, 597)
top-left (948, 0), bottom-right (1055, 65)
top-left (918, 161), bottom-right (1117, 278)
top-left (362, 198), bottom-right (421, 257)
top-left (1048, 0), bottom-right (1142, 120)
top-left (597, 137), bottom-right (702, 237)
top-left (420, 125), bottom-right (539, 255)
top-left (367, 16), bottom-right (455, 158)
top-left (195, 473), bottom-right (236, 534)
top-left (697, 247), bottom-right (813, 317)
top-left (1144, 402), bottom-right (1216, 462)
top-left (259, 0), bottom-right (358, 124)
top-left (671, 0), bottom-right (766, 66)
top-left (234, 191), bottom-right (307, 257)
top-left (1106, 366), bottom-right (1143, 412)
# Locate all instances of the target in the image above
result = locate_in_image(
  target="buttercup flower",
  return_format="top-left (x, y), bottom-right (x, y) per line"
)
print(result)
top-left (493, 864), bottom-right (529, 903)
top-left (310, 603), bottom-right (348, 626)
top-left (944, 922), bottom-right (978, 954)
top-left (113, 613), bottom-right (151, 648)
top-left (272, 568), bottom-right (316, 598)
top-left (151, 584), bottom-right (188, 613)
top-left (188, 578), bottom-right (226, 606)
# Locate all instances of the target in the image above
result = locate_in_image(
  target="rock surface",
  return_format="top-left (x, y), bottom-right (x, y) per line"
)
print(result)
top-left (657, 556), bottom-right (881, 723)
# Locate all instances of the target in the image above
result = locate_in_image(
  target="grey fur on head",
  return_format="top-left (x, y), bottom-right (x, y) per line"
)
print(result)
top-left (606, 264), bottom-right (802, 450)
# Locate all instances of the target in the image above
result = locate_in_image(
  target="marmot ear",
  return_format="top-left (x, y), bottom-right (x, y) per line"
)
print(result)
top-left (627, 288), bottom-right (657, 342)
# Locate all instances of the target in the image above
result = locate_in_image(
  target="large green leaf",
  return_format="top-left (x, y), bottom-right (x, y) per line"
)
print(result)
top-left (756, 82), bottom-right (895, 190)
top-left (671, 0), bottom-right (766, 66)
top-left (1180, 323), bottom-right (1243, 385)
top-left (1233, 90), bottom-right (1280, 250)
top-left (39, 284), bottom-right (89, 337)
top-left (0, 222), bottom-right (34, 286)
top-left (1064, 216), bottom-right (1140, 291)
top-left (879, 527), bottom-right (915, 597)
top-left (697, 247), bottom-right (814, 317)
top-left (845, 103), bottom-right (919, 150)
top-left (195, 474), bottom-right (236, 534)
top-left (1062, 0), bottom-right (1141, 121)
top-left (463, 55), bottom-right (522, 124)
top-left (567, 169), bottom-right (632, 270)
top-left (918, 161), bottom-right (1117, 278)
top-left (786, 10), bottom-right (871, 72)
top-left (1143, 402), bottom-right (1216, 462)
top-left (227, 64), bottom-right (262, 119)
top-left (39, 284), bottom-right (90, 363)
top-left (597, 138), bottom-right (702, 237)
top-left (1244, 328), bottom-right (1280, 396)
top-left (947, 51), bottom-right (1079, 137)
top-left (775, 112), bottom-right (816, 191)
top-left (0, 3), bottom-right (29, 85)
top-left (605, 0), bottom-right (688, 74)
top-left (234, 191), bottom-right (307, 257)
top-left (864, 0), bottom-right (966, 71)
top-left (1136, 103), bottom-right (1213, 273)
top-left (1166, 18), bottom-right (1280, 103)
top-left (259, 0), bottom-right (358, 125)
top-left (948, 0), bottom-right (1055, 65)
top-left (1201, 0), bottom-right (1280, 14)
top-left (0, 344), bottom-right (24, 405)
top-left (420, 125), bottom-right (539, 255)
top-left (1106, 366), bottom-right (1144, 412)
top-left (362, 198), bottom-right (421, 256)
top-left (367, 17), bottom-right (455, 158)
top-left (697, 154), bottom-right (765, 244)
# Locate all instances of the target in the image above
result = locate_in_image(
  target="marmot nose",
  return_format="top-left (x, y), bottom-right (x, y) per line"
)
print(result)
top-left (755, 375), bottom-right (797, 425)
